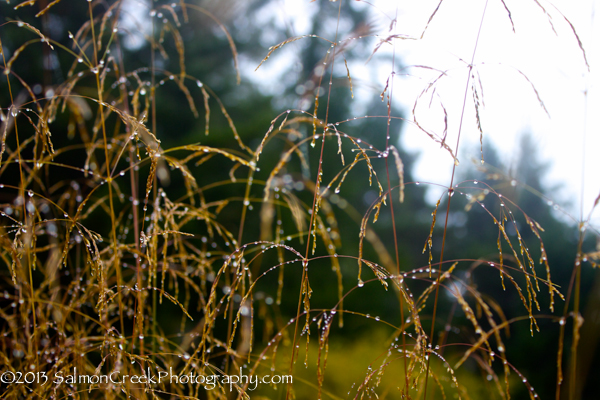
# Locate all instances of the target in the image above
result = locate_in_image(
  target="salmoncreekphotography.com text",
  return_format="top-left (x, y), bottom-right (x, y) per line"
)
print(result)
top-left (1, 367), bottom-right (292, 391)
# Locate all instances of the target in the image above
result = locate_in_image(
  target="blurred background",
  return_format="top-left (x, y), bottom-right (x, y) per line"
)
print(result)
top-left (1, 0), bottom-right (599, 398)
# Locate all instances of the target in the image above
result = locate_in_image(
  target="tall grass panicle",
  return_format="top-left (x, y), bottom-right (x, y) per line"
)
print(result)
top-left (0, 0), bottom-right (597, 399)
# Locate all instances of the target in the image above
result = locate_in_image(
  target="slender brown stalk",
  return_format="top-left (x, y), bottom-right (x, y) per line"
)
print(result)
top-left (423, 2), bottom-right (489, 399)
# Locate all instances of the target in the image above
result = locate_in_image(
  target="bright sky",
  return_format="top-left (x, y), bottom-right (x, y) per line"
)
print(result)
top-left (388, 0), bottom-right (599, 229)
top-left (249, 0), bottom-right (599, 229)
